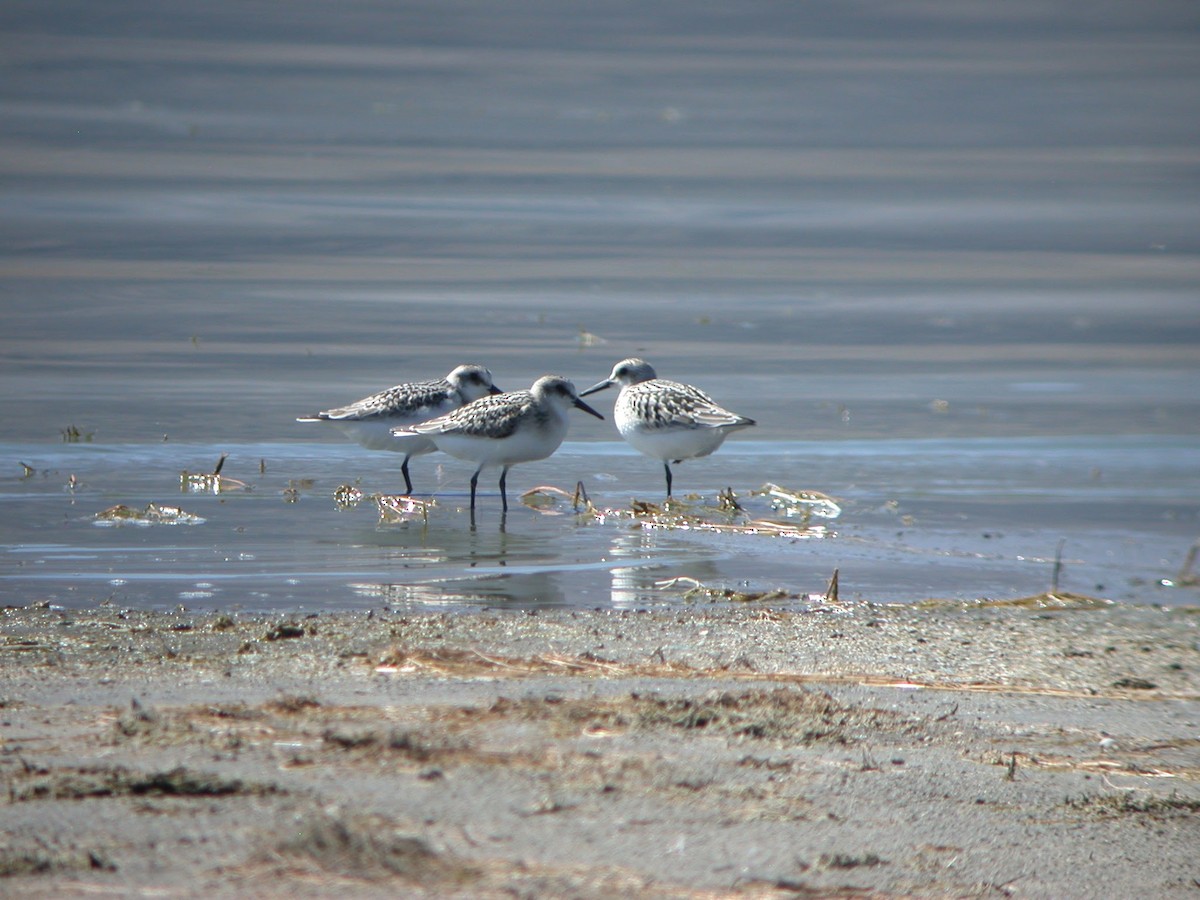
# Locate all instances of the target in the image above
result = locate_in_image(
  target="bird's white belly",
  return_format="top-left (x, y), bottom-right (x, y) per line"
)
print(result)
top-left (433, 418), bottom-right (568, 468)
top-left (327, 420), bottom-right (438, 455)
top-left (619, 421), bottom-right (728, 461)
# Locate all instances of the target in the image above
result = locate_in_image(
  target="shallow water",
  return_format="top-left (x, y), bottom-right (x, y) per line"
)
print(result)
top-left (2, 434), bottom-right (1196, 611)
top-left (2, 2), bottom-right (1198, 611)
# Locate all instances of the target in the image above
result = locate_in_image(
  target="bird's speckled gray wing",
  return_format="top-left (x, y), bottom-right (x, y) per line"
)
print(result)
top-left (622, 380), bottom-right (754, 430)
top-left (314, 379), bottom-right (456, 421)
top-left (407, 391), bottom-right (534, 438)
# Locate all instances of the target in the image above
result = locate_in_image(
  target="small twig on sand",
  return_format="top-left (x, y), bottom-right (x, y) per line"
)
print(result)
top-left (1176, 539), bottom-right (1199, 584)
top-left (572, 480), bottom-right (591, 511)
top-left (1051, 540), bottom-right (1066, 593)
top-left (826, 568), bottom-right (840, 603)
top-left (935, 703), bottom-right (959, 722)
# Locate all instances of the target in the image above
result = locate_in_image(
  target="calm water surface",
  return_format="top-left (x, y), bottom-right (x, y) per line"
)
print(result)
top-left (2, 435), bottom-right (1197, 612)
top-left (2, 2), bottom-right (1198, 611)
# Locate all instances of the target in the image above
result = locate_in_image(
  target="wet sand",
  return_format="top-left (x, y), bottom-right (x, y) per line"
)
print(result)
top-left (3, 600), bottom-right (1198, 897)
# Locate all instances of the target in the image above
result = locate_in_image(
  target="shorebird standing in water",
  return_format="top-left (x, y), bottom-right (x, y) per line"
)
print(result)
top-left (394, 375), bottom-right (603, 512)
top-left (581, 358), bottom-right (755, 497)
top-left (297, 364), bottom-right (501, 494)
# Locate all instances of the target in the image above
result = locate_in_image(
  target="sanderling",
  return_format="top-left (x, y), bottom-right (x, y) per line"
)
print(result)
top-left (394, 375), bottom-right (603, 511)
top-left (296, 364), bottom-right (501, 493)
top-left (581, 358), bottom-right (755, 496)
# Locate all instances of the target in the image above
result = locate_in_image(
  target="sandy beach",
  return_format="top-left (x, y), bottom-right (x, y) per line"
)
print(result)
top-left (3, 599), bottom-right (1198, 897)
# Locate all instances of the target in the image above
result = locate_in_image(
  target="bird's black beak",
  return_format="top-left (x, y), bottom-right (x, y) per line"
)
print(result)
top-left (488, 384), bottom-right (504, 395)
top-left (579, 379), bottom-right (613, 398)
top-left (574, 397), bottom-right (605, 419)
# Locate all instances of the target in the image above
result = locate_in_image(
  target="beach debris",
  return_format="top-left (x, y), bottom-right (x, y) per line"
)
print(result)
top-left (631, 496), bottom-right (831, 539)
top-left (181, 454), bottom-right (250, 493)
top-left (1064, 791), bottom-right (1200, 818)
top-left (274, 806), bottom-right (463, 882)
top-left (1051, 538), bottom-right (1067, 592)
top-left (334, 484), bottom-right (365, 509)
top-left (267, 694), bottom-right (321, 714)
top-left (576, 327), bottom-right (607, 347)
top-left (1159, 538), bottom-right (1199, 588)
top-left (752, 483), bottom-right (841, 520)
top-left (10, 763), bottom-right (269, 802)
top-left (1111, 677), bottom-right (1157, 690)
top-left (654, 575), bottom-right (796, 604)
top-left (374, 646), bottom-right (687, 679)
top-left (716, 486), bottom-right (742, 513)
top-left (520, 481), bottom-right (596, 516)
top-left (60, 424), bottom-right (93, 443)
top-left (280, 478), bottom-right (315, 503)
top-left (376, 493), bottom-right (434, 523)
top-left (919, 592), bottom-right (1112, 611)
top-left (818, 852), bottom-right (886, 870)
top-left (19, 462), bottom-right (36, 478)
top-left (513, 481), bottom-right (834, 538)
top-left (521, 485), bottom-right (572, 512)
top-left (93, 502), bottom-right (206, 527)
top-left (264, 623), bottom-right (307, 641)
top-left (825, 568), bottom-right (840, 603)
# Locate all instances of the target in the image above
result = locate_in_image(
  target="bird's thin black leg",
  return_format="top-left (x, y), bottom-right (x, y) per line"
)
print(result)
top-left (470, 468), bottom-right (480, 510)
top-left (499, 466), bottom-right (509, 512)
top-left (400, 456), bottom-right (414, 495)
top-left (664, 462), bottom-right (673, 497)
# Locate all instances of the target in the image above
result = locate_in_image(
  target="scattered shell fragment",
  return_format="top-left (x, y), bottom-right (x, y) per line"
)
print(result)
top-left (628, 491), bottom-right (832, 538)
top-left (61, 424), bottom-right (94, 443)
top-left (334, 484), bottom-right (365, 509)
top-left (93, 503), bottom-right (206, 527)
top-left (753, 483), bottom-right (842, 519)
top-left (918, 592), bottom-right (1112, 611)
top-left (1161, 539), bottom-right (1200, 587)
top-left (503, 483), bottom-right (844, 538)
top-left (181, 455), bottom-right (250, 493)
top-left (376, 494), bottom-right (434, 523)
top-left (181, 471), bottom-right (250, 493)
top-left (654, 575), bottom-right (797, 604)
top-left (576, 328), bottom-right (607, 347)
top-left (520, 482), bottom-right (596, 516)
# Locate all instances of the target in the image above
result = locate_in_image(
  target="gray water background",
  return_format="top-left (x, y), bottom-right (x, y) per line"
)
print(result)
top-left (2, 1), bottom-right (1198, 611)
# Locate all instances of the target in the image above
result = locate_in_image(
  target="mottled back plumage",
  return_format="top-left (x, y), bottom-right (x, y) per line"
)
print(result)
top-left (406, 388), bottom-right (536, 440)
top-left (618, 378), bottom-right (752, 433)
top-left (393, 375), bottom-right (604, 512)
top-left (296, 363), bottom-right (500, 494)
top-left (314, 378), bottom-right (467, 422)
top-left (581, 357), bottom-right (755, 496)
top-left (299, 364), bottom-right (498, 424)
